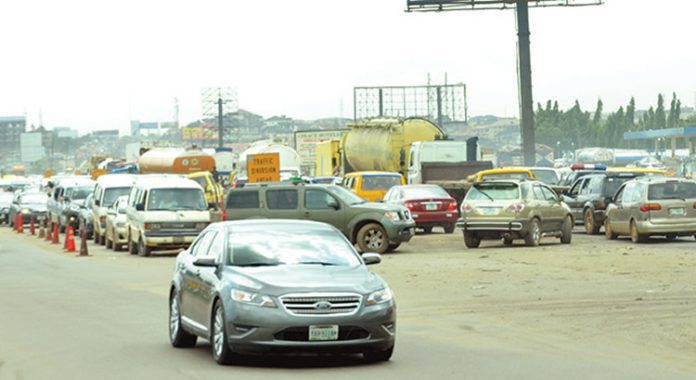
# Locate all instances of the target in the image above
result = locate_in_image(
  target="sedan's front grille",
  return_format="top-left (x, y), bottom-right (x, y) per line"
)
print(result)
top-left (280, 293), bottom-right (362, 316)
top-left (274, 326), bottom-right (369, 341)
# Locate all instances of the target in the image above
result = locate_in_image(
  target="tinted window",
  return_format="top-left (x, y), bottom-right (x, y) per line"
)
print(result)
top-left (604, 176), bottom-right (633, 197)
top-left (147, 188), bottom-right (207, 211)
top-left (226, 191), bottom-right (259, 209)
top-left (266, 190), bottom-right (298, 210)
top-left (648, 181), bottom-right (696, 200)
top-left (361, 175), bottom-right (402, 191)
top-left (305, 190), bottom-right (337, 210)
top-left (589, 177), bottom-right (603, 194)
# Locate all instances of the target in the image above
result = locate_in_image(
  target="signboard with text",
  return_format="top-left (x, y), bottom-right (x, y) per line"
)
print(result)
top-left (247, 153), bottom-right (280, 183)
top-left (294, 129), bottom-right (348, 166)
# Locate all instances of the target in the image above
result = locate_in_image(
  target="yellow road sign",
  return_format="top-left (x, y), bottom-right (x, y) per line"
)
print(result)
top-left (247, 153), bottom-right (280, 183)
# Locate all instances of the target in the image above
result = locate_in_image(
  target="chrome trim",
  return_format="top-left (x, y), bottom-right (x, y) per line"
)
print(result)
top-left (181, 315), bottom-right (208, 333)
top-left (280, 292), bottom-right (363, 317)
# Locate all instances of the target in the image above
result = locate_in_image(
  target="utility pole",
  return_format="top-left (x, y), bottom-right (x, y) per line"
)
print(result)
top-left (217, 96), bottom-right (224, 149)
top-left (515, 0), bottom-right (535, 166)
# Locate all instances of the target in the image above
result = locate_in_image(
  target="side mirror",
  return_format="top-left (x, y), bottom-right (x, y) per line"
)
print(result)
top-left (135, 203), bottom-right (145, 211)
top-left (362, 253), bottom-right (381, 265)
top-left (327, 199), bottom-right (339, 210)
top-left (94, 199), bottom-right (101, 206)
top-left (193, 257), bottom-right (218, 267)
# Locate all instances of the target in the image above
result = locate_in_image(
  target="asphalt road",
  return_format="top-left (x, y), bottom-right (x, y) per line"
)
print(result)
top-left (0, 226), bottom-right (694, 380)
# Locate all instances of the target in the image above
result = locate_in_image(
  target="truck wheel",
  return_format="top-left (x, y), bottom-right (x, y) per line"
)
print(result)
top-left (386, 243), bottom-right (400, 253)
top-left (525, 218), bottom-right (542, 247)
top-left (357, 223), bottom-right (388, 254)
top-left (560, 216), bottom-right (572, 244)
top-left (584, 209), bottom-right (600, 235)
top-left (138, 238), bottom-right (151, 257)
top-left (463, 231), bottom-right (480, 248)
top-left (444, 223), bottom-right (455, 234)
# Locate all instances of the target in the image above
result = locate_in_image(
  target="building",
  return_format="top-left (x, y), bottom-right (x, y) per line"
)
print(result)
top-left (0, 116), bottom-right (27, 163)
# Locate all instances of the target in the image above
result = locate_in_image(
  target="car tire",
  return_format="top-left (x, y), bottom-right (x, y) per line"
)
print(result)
top-left (422, 226), bottom-right (433, 234)
top-left (114, 243), bottom-right (122, 252)
top-left (463, 231), bottom-right (480, 248)
top-left (138, 238), bottom-right (151, 257)
top-left (605, 219), bottom-right (618, 240)
top-left (584, 209), bottom-right (600, 235)
top-left (128, 234), bottom-right (138, 255)
top-left (94, 227), bottom-right (100, 244)
top-left (169, 289), bottom-right (197, 348)
top-left (665, 234), bottom-right (677, 241)
top-left (503, 238), bottom-right (513, 246)
top-left (363, 345), bottom-right (394, 362)
top-left (525, 218), bottom-right (542, 247)
top-left (211, 300), bottom-right (238, 365)
top-left (630, 221), bottom-right (646, 244)
top-left (386, 243), bottom-right (400, 253)
top-left (444, 223), bottom-right (455, 234)
top-left (105, 230), bottom-right (113, 249)
top-left (560, 216), bottom-right (572, 244)
top-left (99, 233), bottom-right (106, 246)
top-left (357, 223), bottom-right (388, 254)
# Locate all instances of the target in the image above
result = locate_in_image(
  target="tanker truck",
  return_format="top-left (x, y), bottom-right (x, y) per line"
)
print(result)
top-left (236, 141), bottom-right (302, 183)
top-left (138, 148), bottom-right (216, 174)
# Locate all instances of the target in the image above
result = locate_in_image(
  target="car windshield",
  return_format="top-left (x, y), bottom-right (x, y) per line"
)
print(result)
top-left (481, 172), bottom-right (530, 181)
top-left (467, 184), bottom-right (520, 201)
top-left (329, 185), bottom-right (366, 205)
top-left (227, 228), bottom-right (361, 267)
top-left (147, 188), bottom-right (207, 211)
top-left (103, 187), bottom-right (131, 206)
top-left (20, 194), bottom-right (49, 205)
top-left (403, 186), bottom-right (450, 199)
top-left (361, 175), bottom-right (402, 191)
top-left (648, 182), bottom-right (696, 200)
top-left (66, 186), bottom-right (94, 200)
top-left (530, 169), bottom-right (559, 185)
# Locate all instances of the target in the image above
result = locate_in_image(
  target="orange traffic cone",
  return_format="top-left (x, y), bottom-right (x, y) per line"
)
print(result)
top-left (17, 214), bottom-right (24, 234)
top-left (52, 222), bottom-right (60, 244)
top-left (65, 226), bottom-right (76, 252)
top-left (30, 216), bottom-right (35, 235)
top-left (45, 220), bottom-right (53, 241)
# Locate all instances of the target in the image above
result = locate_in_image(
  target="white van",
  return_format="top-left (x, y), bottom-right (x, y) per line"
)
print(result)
top-left (125, 176), bottom-right (211, 257)
top-left (92, 174), bottom-right (137, 245)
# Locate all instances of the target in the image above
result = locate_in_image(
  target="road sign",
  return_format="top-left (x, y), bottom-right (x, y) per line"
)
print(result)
top-left (247, 153), bottom-right (280, 183)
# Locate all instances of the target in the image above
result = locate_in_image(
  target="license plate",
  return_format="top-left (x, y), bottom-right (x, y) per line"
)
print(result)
top-left (172, 236), bottom-right (185, 244)
top-left (478, 207), bottom-right (501, 215)
top-left (309, 325), bottom-right (339, 341)
top-left (669, 208), bottom-right (686, 216)
top-left (425, 204), bottom-right (438, 211)
top-left (409, 227), bottom-right (415, 235)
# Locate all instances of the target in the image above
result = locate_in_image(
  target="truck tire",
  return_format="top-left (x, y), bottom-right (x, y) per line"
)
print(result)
top-left (356, 223), bottom-right (388, 254)
top-left (463, 231), bottom-right (480, 248)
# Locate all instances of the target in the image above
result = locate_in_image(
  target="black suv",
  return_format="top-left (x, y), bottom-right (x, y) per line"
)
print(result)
top-left (563, 172), bottom-right (640, 234)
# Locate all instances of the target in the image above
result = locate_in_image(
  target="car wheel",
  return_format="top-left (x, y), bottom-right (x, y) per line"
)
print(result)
top-left (128, 236), bottom-right (138, 255)
top-left (212, 301), bottom-right (238, 365)
top-left (169, 289), bottom-right (197, 348)
top-left (105, 230), bottom-right (113, 249)
top-left (363, 345), bottom-right (394, 362)
top-left (386, 243), bottom-right (401, 253)
top-left (99, 233), bottom-right (106, 246)
top-left (560, 216), bottom-right (572, 244)
top-left (138, 238), bottom-right (151, 257)
top-left (584, 209), bottom-right (600, 235)
top-left (503, 238), bottom-right (513, 246)
top-left (422, 226), bottom-right (433, 234)
top-left (630, 221), bottom-right (646, 244)
top-left (114, 243), bottom-right (122, 252)
top-left (357, 223), bottom-right (388, 254)
top-left (444, 223), bottom-right (455, 234)
top-left (525, 218), bottom-right (542, 247)
top-left (605, 219), bottom-right (618, 240)
top-left (665, 234), bottom-right (677, 241)
top-left (463, 231), bottom-right (480, 248)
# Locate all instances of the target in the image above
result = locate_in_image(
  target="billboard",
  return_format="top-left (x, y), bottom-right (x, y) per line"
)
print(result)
top-left (294, 129), bottom-right (348, 167)
top-left (20, 133), bottom-right (44, 163)
top-left (406, 0), bottom-right (603, 11)
top-left (181, 127), bottom-right (216, 141)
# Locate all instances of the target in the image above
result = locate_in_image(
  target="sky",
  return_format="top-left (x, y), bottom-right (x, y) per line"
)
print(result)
top-left (0, 0), bottom-right (694, 135)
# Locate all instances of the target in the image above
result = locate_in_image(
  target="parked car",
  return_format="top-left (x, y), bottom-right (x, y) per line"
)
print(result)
top-left (225, 183), bottom-right (415, 254)
top-left (77, 194), bottom-right (95, 239)
top-left (342, 171), bottom-right (405, 202)
top-left (8, 191), bottom-right (49, 227)
top-left (60, 182), bottom-right (96, 232)
top-left (92, 174), bottom-right (137, 245)
top-left (0, 192), bottom-right (14, 224)
top-left (105, 195), bottom-right (129, 251)
top-left (47, 177), bottom-right (95, 232)
top-left (168, 220), bottom-right (396, 364)
top-left (563, 171), bottom-right (640, 234)
top-left (605, 177), bottom-right (696, 243)
top-left (126, 176), bottom-right (211, 257)
top-left (383, 184), bottom-right (458, 233)
top-left (457, 180), bottom-right (573, 248)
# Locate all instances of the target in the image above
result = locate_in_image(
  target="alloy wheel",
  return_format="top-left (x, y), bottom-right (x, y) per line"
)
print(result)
top-left (213, 306), bottom-right (225, 358)
top-left (169, 293), bottom-right (180, 341)
top-left (365, 229), bottom-right (384, 250)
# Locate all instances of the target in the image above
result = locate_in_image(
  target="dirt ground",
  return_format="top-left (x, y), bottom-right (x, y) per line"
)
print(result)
top-left (375, 227), bottom-right (696, 374)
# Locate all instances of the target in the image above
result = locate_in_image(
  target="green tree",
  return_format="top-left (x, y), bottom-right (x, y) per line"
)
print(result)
top-left (655, 94), bottom-right (666, 129)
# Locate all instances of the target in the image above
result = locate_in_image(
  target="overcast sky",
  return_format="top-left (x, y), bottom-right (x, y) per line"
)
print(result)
top-left (0, 0), bottom-right (694, 135)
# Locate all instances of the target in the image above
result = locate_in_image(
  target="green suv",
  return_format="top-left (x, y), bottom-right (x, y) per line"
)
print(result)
top-left (457, 180), bottom-right (574, 248)
top-left (224, 183), bottom-right (416, 254)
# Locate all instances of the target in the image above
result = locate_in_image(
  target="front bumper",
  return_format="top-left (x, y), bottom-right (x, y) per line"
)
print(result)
top-left (142, 234), bottom-right (198, 249)
top-left (384, 221), bottom-right (416, 243)
top-left (223, 300), bottom-right (396, 355)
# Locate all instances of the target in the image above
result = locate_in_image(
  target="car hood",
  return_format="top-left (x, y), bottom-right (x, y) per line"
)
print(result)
top-left (225, 265), bottom-right (386, 296)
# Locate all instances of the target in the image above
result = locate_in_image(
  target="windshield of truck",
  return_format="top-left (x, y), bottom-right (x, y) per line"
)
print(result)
top-left (530, 169), bottom-right (559, 185)
top-left (330, 185), bottom-right (366, 205)
top-left (647, 181), bottom-right (696, 200)
top-left (66, 186), bottom-right (94, 200)
top-left (103, 187), bottom-right (131, 206)
top-left (147, 188), bottom-right (207, 211)
top-left (467, 183), bottom-right (520, 201)
top-left (361, 175), bottom-right (402, 191)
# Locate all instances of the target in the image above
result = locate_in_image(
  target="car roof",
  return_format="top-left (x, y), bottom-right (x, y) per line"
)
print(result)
top-left (96, 174), bottom-right (138, 186)
top-left (134, 175), bottom-right (202, 189)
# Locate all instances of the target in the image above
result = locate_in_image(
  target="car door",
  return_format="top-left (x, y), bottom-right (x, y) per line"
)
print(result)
top-left (196, 230), bottom-right (226, 330)
top-left (564, 178), bottom-right (587, 221)
top-left (541, 185), bottom-right (565, 231)
top-left (613, 182), bottom-right (636, 234)
top-left (180, 231), bottom-right (216, 328)
top-left (263, 189), bottom-right (299, 219)
top-left (302, 188), bottom-right (346, 233)
top-left (531, 185), bottom-right (553, 231)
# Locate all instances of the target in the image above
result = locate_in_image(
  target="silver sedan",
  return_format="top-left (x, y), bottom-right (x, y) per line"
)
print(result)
top-left (168, 219), bottom-right (396, 364)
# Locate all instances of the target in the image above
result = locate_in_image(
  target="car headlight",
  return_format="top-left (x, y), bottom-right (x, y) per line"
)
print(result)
top-left (230, 288), bottom-right (276, 308)
top-left (69, 215), bottom-right (77, 222)
top-left (21, 208), bottom-right (30, 214)
top-left (384, 212), bottom-right (400, 222)
top-left (144, 223), bottom-right (161, 230)
top-left (366, 287), bottom-right (393, 306)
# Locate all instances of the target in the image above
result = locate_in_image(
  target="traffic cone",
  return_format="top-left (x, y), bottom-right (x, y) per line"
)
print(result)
top-left (52, 223), bottom-right (60, 244)
top-left (30, 217), bottom-right (35, 235)
top-left (38, 219), bottom-right (46, 239)
top-left (64, 226), bottom-right (76, 252)
top-left (79, 220), bottom-right (89, 257)
top-left (45, 220), bottom-right (53, 241)
top-left (17, 214), bottom-right (24, 234)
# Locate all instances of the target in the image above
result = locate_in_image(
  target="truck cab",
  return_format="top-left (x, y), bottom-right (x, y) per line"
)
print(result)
top-left (407, 140), bottom-right (479, 184)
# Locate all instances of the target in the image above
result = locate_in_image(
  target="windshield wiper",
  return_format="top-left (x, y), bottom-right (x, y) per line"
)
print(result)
top-left (476, 189), bottom-right (495, 202)
top-left (236, 262), bottom-right (279, 267)
top-left (297, 261), bottom-right (337, 266)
